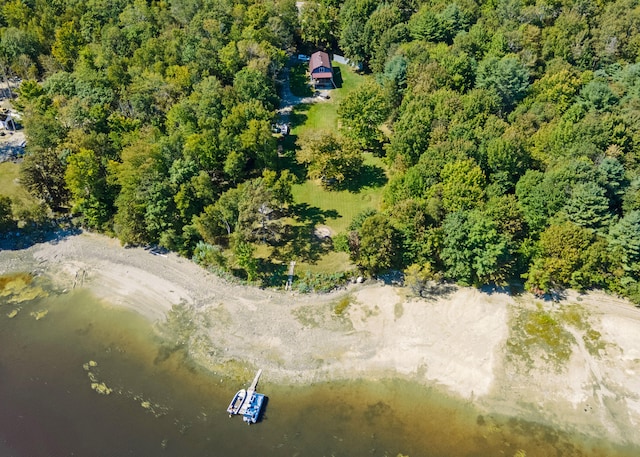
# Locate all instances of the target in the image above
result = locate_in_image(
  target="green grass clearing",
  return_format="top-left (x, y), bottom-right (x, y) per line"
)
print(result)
top-left (292, 153), bottom-right (387, 234)
top-left (0, 161), bottom-right (44, 225)
top-left (252, 62), bottom-right (381, 280)
top-left (297, 251), bottom-right (353, 274)
top-left (290, 63), bottom-right (368, 136)
top-left (0, 162), bottom-right (37, 207)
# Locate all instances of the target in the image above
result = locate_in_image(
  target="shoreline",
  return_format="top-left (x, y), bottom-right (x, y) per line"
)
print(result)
top-left (2, 231), bottom-right (640, 448)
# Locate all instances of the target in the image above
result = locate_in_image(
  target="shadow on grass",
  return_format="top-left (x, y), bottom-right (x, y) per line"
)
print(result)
top-left (277, 132), bottom-right (307, 183)
top-left (292, 202), bottom-right (339, 225)
top-left (289, 103), bottom-right (311, 129)
top-left (258, 259), bottom-right (288, 288)
top-left (266, 203), bottom-right (339, 265)
top-left (337, 163), bottom-right (388, 193)
top-left (333, 67), bottom-right (343, 89)
top-left (274, 223), bottom-right (333, 265)
top-left (290, 64), bottom-right (314, 97)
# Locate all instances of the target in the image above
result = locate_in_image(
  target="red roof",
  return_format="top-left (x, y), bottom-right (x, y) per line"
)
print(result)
top-left (312, 72), bottom-right (333, 79)
top-left (309, 51), bottom-right (331, 73)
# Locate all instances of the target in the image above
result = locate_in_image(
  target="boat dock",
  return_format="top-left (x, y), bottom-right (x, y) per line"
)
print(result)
top-left (227, 369), bottom-right (266, 424)
top-left (238, 369), bottom-right (261, 416)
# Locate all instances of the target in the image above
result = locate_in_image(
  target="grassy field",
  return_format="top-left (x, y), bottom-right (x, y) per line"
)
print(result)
top-left (291, 153), bottom-right (387, 234)
top-left (0, 161), bottom-right (40, 217)
top-left (283, 62), bottom-right (387, 274)
top-left (290, 62), bottom-right (367, 135)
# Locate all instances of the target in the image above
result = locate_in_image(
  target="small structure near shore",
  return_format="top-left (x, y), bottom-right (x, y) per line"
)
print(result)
top-left (0, 110), bottom-right (16, 131)
top-left (227, 369), bottom-right (266, 424)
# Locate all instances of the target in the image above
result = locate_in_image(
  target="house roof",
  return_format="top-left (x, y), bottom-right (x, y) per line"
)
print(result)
top-left (309, 51), bottom-right (331, 73)
top-left (312, 72), bottom-right (333, 79)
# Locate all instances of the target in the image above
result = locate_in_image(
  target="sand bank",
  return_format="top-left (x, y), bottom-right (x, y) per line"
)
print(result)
top-left (1, 231), bottom-right (640, 447)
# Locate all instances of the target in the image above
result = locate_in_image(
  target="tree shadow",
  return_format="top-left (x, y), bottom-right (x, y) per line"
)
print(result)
top-left (332, 67), bottom-right (343, 89)
top-left (0, 224), bottom-right (82, 251)
top-left (289, 65), bottom-right (314, 97)
top-left (288, 103), bottom-right (310, 129)
top-left (337, 163), bottom-right (388, 193)
top-left (268, 204), bottom-right (340, 264)
top-left (538, 288), bottom-right (568, 303)
top-left (410, 281), bottom-right (458, 301)
top-left (377, 270), bottom-right (405, 286)
top-left (277, 139), bottom-right (306, 182)
top-left (257, 259), bottom-right (288, 288)
top-left (291, 202), bottom-right (339, 226)
top-left (480, 283), bottom-right (525, 297)
top-left (274, 223), bottom-right (329, 264)
top-left (278, 147), bottom-right (307, 183)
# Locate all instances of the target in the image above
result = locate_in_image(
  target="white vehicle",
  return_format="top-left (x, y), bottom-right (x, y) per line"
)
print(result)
top-left (298, 54), bottom-right (310, 62)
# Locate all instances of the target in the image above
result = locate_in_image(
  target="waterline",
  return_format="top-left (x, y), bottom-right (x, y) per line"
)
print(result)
top-left (0, 281), bottom-right (637, 457)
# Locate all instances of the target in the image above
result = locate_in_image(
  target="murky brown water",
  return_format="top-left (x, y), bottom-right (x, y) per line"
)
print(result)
top-left (0, 273), bottom-right (638, 457)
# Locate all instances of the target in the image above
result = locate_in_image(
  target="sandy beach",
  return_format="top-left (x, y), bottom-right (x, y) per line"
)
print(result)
top-left (2, 231), bottom-right (640, 447)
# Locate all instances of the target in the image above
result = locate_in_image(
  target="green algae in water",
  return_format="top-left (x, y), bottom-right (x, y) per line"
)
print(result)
top-left (7, 307), bottom-right (19, 318)
top-left (90, 382), bottom-right (113, 395)
top-left (0, 286), bottom-right (638, 457)
top-left (84, 361), bottom-right (113, 395)
top-left (30, 309), bottom-right (48, 320)
top-left (0, 272), bottom-right (48, 304)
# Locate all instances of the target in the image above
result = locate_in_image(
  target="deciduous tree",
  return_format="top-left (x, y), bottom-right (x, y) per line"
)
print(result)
top-left (476, 55), bottom-right (529, 112)
top-left (296, 130), bottom-right (363, 188)
top-left (354, 213), bottom-right (401, 274)
top-left (441, 209), bottom-right (511, 286)
top-left (338, 79), bottom-right (390, 150)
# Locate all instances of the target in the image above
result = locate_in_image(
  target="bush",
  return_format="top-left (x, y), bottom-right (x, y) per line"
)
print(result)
top-left (192, 242), bottom-right (227, 269)
top-left (333, 232), bottom-right (350, 252)
top-left (295, 270), bottom-right (349, 293)
top-left (0, 195), bottom-right (13, 231)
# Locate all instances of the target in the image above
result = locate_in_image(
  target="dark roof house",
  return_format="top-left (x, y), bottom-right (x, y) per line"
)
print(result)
top-left (309, 51), bottom-right (335, 88)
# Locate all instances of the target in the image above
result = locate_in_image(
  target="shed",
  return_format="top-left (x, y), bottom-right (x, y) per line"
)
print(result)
top-left (0, 111), bottom-right (16, 131)
top-left (309, 51), bottom-right (335, 88)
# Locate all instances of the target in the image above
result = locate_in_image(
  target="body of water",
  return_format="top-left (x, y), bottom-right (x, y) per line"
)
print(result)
top-left (1, 274), bottom-right (638, 457)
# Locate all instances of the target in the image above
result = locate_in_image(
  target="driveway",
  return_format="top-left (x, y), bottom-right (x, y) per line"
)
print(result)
top-left (277, 59), bottom-right (328, 119)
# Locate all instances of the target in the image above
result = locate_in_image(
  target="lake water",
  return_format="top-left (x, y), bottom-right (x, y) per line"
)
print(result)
top-left (1, 273), bottom-right (638, 457)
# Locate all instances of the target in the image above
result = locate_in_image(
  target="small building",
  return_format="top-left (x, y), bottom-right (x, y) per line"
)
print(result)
top-left (0, 111), bottom-right (16, 131)
top-left (309, 51), bottom-right (335, 88)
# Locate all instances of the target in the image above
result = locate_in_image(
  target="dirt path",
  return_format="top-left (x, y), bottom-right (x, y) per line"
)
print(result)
top-left (276, 58), bottom-right (328, 126)
top-left (2, 231), bottom-right (640, 447)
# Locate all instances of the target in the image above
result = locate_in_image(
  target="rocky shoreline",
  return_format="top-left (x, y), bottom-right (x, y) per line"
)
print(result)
top-left (1, 231), bottom-right (639, 448)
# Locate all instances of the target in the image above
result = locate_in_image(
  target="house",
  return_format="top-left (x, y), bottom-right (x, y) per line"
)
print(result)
top-left (309, 51), bottom-right (336, 88)
top-left (0, 111), bottom-right (16, 131)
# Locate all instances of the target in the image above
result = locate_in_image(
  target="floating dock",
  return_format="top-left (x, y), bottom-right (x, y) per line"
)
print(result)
top-left (227, 370), bottom-right (266, 424)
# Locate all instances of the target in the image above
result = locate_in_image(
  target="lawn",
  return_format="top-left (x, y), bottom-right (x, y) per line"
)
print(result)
top-left (291, 153), bottom-right (387, 234)
top-left (0, 161), bottom-right (39, 212)
top-left (274, 62), bottom-right (386, 276)
top-left (290, 62), bottom-right (367, 135)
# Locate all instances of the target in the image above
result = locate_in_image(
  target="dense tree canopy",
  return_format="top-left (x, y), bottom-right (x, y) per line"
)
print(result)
top-left (4, 0), bottom-right (640, 301)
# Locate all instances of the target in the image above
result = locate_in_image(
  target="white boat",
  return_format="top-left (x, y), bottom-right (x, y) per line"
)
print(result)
top-left (227, 370), bottom-right (266, 424)
top-left (226, 389), bottom-right (247, 416)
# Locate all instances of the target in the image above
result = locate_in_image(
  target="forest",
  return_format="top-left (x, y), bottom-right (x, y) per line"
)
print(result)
top-left (1, 0), bottom-right (640, 303)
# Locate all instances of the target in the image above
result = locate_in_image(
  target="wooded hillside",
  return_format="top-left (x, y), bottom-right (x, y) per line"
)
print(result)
top-left (2, 0), bottom-right (640, 302)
